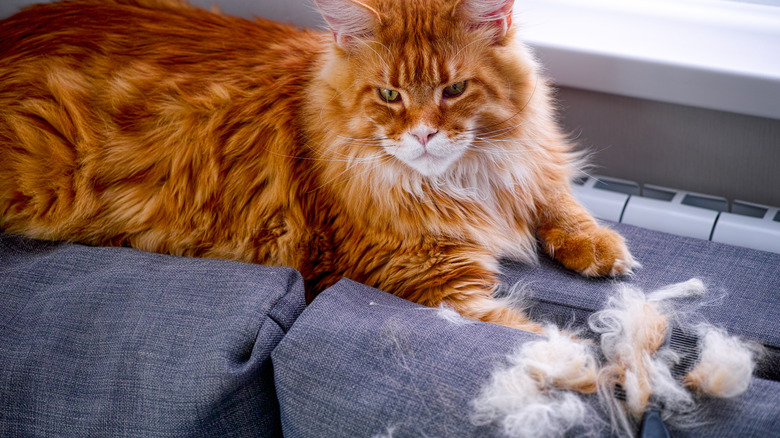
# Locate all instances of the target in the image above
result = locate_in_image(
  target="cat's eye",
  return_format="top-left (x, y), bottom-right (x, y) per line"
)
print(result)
top-left (378, 88), bottom-right (401, 103)
top-left (443, 81), bottom-right (468, 98)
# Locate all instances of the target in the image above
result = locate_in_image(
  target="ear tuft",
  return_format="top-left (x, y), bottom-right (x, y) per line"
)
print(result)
top-left (457, 0), bottom-right (515, 38)
top-left (313, 0), bottom-right (381, 48)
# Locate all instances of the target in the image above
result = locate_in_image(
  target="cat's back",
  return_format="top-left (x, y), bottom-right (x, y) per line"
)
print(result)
top-left (0, 0), bottom-right (324, 259)
top-left (0, 0), bottom-right (313, 64)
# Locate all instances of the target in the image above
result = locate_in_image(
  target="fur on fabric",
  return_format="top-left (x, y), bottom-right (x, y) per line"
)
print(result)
top-left (471, 279), bottom-right (760, 437)
top-left (435, 304), bottom-right (477, 326)
top-left (684, 325), bottom-right (760, 398)
top-left (470, 326), bottom-right (602, 438)
top-left (589, 279), bottom-right (705, 434)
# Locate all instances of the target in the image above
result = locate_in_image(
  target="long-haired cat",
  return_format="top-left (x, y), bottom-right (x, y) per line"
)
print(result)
top-left (0, 0), bottom-right (637, 333)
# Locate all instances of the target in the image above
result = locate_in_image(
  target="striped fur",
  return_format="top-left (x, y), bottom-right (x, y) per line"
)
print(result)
top-left (0, 0), bottom-right (635, 330)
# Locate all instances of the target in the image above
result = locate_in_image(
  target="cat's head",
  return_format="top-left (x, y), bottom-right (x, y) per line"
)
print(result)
top-left (310, 0), bottom-right (544, 187)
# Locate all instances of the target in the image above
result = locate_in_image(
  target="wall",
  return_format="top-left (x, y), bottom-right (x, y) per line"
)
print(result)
top-left (556, 87), bottom-right (780, 206)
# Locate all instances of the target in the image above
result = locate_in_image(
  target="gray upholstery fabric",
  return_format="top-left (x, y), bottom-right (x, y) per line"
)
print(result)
top-left (274, 222), bottom-right (780, 437)
top-left (0, 234), bottom-right (306, 437)
top-left (273, 278), bottom-right (780, 438)
top-left (273, 279), bottom-right (575, 437)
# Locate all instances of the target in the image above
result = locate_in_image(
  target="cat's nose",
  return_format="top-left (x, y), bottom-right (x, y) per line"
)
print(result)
top-left (410, 127), bottom-right (439, 147)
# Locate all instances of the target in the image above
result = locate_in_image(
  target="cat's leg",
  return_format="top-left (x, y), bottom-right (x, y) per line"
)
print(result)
top-left (361, 239), bottom-right (544, 333)
top-left (536, 188), bottom-right (638, 277)
top-left (443, 288), bottom-right (544, 334)
top-left (426, 271), bottom-right (602, 395)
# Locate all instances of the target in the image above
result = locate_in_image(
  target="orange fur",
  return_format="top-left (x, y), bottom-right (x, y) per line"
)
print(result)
top-left (0, 0), bottom-right (635, 331)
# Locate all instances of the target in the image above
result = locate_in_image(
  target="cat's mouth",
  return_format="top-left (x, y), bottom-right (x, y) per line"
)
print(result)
top-left (380, 132), bottom-right (472, 178)
top-left (392, 144), bottom-right (467, 178)
top-left (414, 150), bottom-right (438, 160)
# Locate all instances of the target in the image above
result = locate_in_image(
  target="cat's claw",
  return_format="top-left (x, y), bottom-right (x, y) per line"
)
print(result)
top-left (542, 225), bottom-right (640, 278)
top-left (609, 255), bottom-right (642, 277)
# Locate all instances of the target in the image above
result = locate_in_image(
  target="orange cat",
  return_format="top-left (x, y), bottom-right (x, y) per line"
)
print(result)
top-left (0, 0), bottom-right (637, 332)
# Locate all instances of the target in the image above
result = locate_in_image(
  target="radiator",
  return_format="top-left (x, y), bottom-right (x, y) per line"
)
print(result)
top-left (572, 176), bottom-right (780, 254)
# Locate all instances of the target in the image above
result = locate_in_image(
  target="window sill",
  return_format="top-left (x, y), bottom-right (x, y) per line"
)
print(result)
top-left (518, 0), bottom-right (780, 120)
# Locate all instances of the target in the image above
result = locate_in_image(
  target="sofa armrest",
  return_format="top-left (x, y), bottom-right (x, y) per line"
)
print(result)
top-left (0, 234), bottom-right (306, 437)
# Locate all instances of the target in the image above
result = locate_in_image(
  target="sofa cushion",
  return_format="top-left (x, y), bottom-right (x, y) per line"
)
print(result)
top-left (272, 278), bottom-right (545, 437)
top-left (272, 278), bottom-right (780, 437)
top-left (0, 233), bottom-right (306, 437)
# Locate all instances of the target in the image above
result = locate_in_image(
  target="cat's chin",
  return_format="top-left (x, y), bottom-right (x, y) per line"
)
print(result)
top-left (402, 153), bottom-right (461, 178)
top-left (382, 134), bottom-right (473, 179)
top-left (389, 144), bottom-right (467, 178)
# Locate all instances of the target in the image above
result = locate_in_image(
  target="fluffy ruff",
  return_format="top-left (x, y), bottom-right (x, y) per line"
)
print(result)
top-left (471, 279), bottom-right (760, 437)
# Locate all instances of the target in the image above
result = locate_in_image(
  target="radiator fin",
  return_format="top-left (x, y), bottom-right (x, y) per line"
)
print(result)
top-left (572, 176), bottom-right (780, 254)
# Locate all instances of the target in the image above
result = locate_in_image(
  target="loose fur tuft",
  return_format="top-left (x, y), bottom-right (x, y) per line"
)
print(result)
top-left (589, 284), bottom-right (670, 433)
top-left (435, 304), bottom-right (476, 326)
top-left (646, 278), bottom-right (706, 302)
top-left (587, 280), bottom-right (759, 436)
top-left (684, 325), bottom-right (759, 398)
top-left (475, 280), bottom-right (762, 437)
top-left (471, 326), bottom-right (602, 437)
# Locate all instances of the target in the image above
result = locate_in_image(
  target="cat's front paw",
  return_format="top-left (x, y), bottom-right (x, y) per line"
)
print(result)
top-left (540, 225), bottom-right (640, 277)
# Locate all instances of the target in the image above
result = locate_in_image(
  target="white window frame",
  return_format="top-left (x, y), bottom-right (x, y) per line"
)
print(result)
top-left (517, 0), bottom-right (780, 120)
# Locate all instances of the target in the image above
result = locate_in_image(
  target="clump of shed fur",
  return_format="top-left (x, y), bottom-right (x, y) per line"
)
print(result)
top-left (471, 326), bottom-right (602, 438)
top-left (472, 279), bottom-right (759, 437)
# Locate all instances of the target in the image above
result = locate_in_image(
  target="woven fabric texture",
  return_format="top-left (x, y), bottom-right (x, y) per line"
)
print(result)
top-left (0, 234), bottom-right (305, 437)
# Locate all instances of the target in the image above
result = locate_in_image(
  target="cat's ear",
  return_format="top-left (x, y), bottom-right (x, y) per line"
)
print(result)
top-left (455, 0), bottom-right (515, 41)
top-left (313, 0), bottom-right (382, 48)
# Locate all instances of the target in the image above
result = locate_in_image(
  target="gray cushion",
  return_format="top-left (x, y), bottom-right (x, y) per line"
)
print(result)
top-left (273, 278), bottom-right (547, 437)
top-left (274, 222), bottom-right (780, 437)
top-left (273, 278), bottom-right (780, 437)
top-left (0, 234), bottom-right (305, 437)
